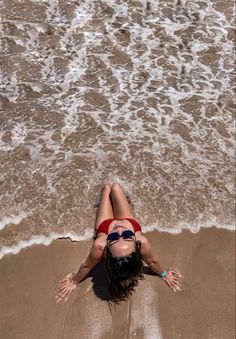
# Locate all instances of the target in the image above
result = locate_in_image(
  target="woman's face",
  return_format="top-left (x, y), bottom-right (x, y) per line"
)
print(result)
top-left (107, 226), bottom-right (136, 257)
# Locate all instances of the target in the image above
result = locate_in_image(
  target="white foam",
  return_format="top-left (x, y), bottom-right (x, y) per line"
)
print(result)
top-left (0, 221), bottom-right (234, 261)
top-left (73, 3), bottom-right (94, 28)
top-left (11, 123), bottom-right (28, 146)
top-left (0, 211), bottom-right (29, 231)
top-left (1, 71), bottom-right (19, 102)
top-left (142, 221), bottom-right (235, 235)
top-left (0, 229), bottom-right (94, 260)
top-left (30, 83), bottom-right (43, 93)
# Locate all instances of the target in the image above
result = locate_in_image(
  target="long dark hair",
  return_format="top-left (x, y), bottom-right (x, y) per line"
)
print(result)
top-left (105, 241), bottom-right (144, 303)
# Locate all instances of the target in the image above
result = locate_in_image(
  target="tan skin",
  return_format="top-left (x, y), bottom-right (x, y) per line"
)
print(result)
top-left (55, 183), bottom-right (182, 303)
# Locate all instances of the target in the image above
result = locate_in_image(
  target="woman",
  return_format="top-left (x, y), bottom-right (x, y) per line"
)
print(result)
top-left (55, 183), bottom-right (182, 303)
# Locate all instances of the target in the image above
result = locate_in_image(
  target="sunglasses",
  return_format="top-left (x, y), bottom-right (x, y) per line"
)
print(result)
top-left (107, 230), bottom-right (135, 242)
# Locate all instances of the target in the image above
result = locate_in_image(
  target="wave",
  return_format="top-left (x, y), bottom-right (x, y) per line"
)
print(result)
top-left (142, 221), bottom-right (235, 234)
top-left (0, 211), bottom-right (29, 231)
top-left (0, 229), bottom-right (94, 260)
top-left (0, 222), bottom-right (234, 260)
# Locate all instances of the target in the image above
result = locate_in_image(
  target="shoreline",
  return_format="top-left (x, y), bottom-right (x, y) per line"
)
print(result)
top-left (0, 224), bottom-right (235, 261)
top-left (0, 227), bottom-right (235, 339)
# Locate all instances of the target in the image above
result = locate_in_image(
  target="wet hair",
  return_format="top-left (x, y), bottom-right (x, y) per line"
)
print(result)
top-left (105, 241), bottom-right (144, 303)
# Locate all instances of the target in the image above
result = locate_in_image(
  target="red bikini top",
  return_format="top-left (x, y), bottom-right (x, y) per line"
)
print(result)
top-left (96, 218), bottom-right (142, 236)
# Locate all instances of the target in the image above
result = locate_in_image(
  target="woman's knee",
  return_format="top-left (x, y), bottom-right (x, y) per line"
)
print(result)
top-left (111, 183), bottom-right (123, 192)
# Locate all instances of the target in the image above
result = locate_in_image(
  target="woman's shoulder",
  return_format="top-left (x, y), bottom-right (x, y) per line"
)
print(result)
top-left (135, 232), bottom-right (149, 245)
top-left (93, 234), bottom-right (107, 250)
top-left (135, 234), bottom-right (152, 258)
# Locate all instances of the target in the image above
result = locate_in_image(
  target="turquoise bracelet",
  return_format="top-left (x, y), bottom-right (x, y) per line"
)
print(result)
top-left (161, 270), bottom-right (167, 277)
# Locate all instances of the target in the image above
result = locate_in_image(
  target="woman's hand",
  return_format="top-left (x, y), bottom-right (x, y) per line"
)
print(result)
top-left (162, 268), bottom-right (183, 292)
top-left (55, 273), bottom-right (77, 303)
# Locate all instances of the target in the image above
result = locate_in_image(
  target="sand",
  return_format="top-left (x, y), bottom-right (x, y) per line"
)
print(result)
top-left (0, 228), bottom-right (235, 339)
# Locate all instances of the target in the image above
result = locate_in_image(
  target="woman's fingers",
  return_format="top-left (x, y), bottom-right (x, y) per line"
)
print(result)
top-left (59, 279), bottom-right (73, 286)
top-left (171, 276), bottom-right (182, 284)
top-left (163, 277), bottom-right (171, 288)
top-left (167, 281), bottom-right (179, 291)
top-left (59, 277), bottom-right (71, 283)
top-left (57, 282), bottom-right (74, 291)
top-left (56, 279), bottom-right (75, 291)
top-left (55, 292), bottom-right (64, 303)
top-left (56, 288), bottom-right (72, 302)
top-left (170, 280), bottom-right (181, 289)
top-left (163, 271), bottom-right (183, 291)
top-left (63, 290), bottom-right (73, 302)
top-left (59, 279), bottom-right (67, 283)
top-left (166, 279), bottom-right (177, 291)
top-left (59, 274), bottom-right (73, 283)
top-left (56, 284), bottom-right (73, 294)
top-left (170, 279), bottom-right (183, 291)
top-left (55, 287), bottom-right (66, 300)
top-left (169, 275), bottom-right (182, 285)
top-left (55, 287), bottom-right (67, 297)
top-left (59, 284), bottom-right (75, 296)
top-left (168, 270), bottom-right (182, 278)
top-left (170, 271), bottom-right (181, 278)
top-left (55, 279), bottom-right (76, 303)
top-left (171, 280), bottom-right (182, 287)
top-left (60, 289), bottom-right (72, 301)
top-left (167, 271), bottom-right (183, 282)
top-left (57, 288), bottom-right (70, 299)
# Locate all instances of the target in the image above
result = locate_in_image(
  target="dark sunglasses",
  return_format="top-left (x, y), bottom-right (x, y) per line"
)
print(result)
top-left (107, 230), bottom-right (135, 242)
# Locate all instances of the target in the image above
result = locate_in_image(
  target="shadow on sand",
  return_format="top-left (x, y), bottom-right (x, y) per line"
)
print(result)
top-left (88, 260), bottom-right (157, 302)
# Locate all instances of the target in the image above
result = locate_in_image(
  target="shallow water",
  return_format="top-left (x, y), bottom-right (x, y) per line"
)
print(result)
top-left (0, 0), bottom-right (235, 258)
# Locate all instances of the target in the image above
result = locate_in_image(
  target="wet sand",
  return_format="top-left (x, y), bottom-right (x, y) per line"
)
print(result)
top-left (0, 228), bottom-right (235, 339)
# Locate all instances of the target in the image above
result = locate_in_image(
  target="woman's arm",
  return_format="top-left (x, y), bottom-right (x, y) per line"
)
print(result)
top-left (72, 239), bottom-right (105, 284)
top-left (140, 237), bottom-right (164, 276)
top-left (140, 236), bottom-right (183, 291)
top-left (55, 238), bottom-right (106, 302)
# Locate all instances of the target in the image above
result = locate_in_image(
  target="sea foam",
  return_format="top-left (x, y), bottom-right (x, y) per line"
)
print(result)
top-left (0, 221), bottom-right (234, 260)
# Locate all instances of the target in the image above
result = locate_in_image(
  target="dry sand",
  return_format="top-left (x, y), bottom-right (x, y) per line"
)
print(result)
top-left (0, 228), bottom-right (235, 339)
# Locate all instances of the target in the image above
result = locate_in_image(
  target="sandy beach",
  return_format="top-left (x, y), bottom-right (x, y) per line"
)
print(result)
top-left (0, 228), bottom-right (235, 339)
top-left (1, 1), bottom-right (235, 338)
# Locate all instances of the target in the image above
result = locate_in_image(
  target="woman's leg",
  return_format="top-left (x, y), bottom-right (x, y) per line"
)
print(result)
top-left (95, 184), bottom-right (114, 230)
top-left (110, 183), bottom-right (135, 219)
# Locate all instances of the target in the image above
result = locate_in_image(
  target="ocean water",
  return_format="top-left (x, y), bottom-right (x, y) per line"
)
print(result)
top-left (0, 0), bottom-right (235, 259)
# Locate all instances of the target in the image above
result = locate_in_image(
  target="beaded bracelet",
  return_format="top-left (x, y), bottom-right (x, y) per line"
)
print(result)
top-left (161, 270), bottom-right (167, 277)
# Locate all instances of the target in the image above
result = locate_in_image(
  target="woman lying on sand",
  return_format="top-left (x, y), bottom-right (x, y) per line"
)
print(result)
top-left (55, 183), bottom-right (183, 303)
